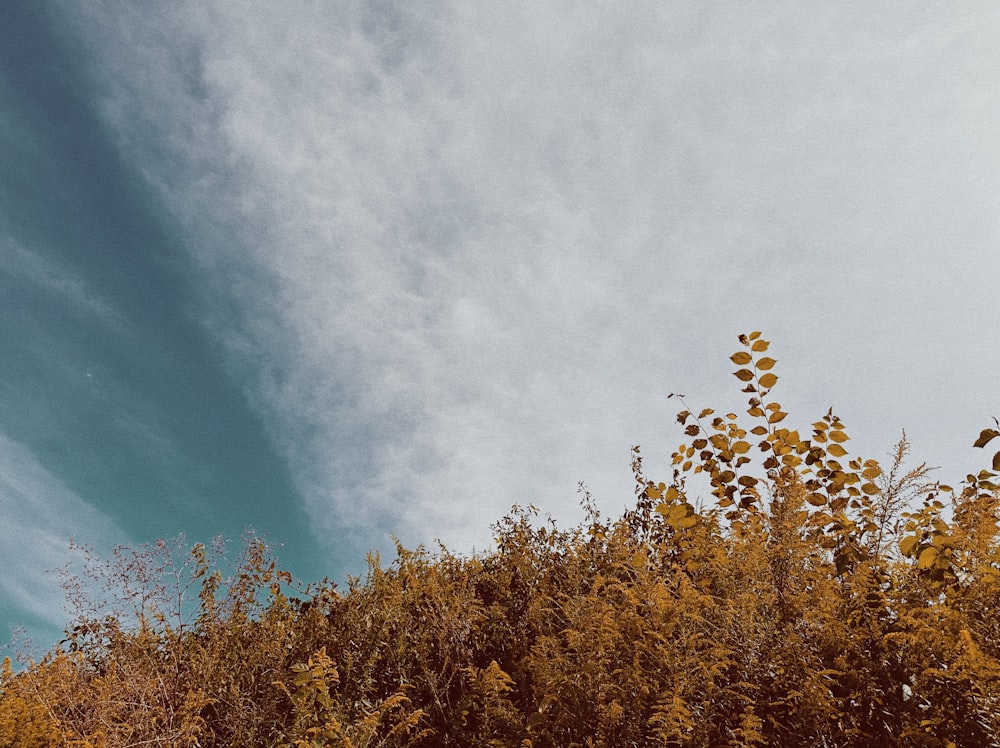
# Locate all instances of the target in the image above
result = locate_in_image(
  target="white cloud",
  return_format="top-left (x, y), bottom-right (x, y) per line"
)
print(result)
top-left (0, 431), bottom-right (123, 637)
top-left (60, 2), bottom-right (1000, 555)
top-left (2, 237), bottom-right (123, 328)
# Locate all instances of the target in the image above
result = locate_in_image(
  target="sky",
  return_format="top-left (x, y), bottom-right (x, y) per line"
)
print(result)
top-left (2, 2), bottom-right (999, 649)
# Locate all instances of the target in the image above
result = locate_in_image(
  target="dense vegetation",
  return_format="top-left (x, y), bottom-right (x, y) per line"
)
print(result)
top-left (3, 333), bottom-right (1000, 747)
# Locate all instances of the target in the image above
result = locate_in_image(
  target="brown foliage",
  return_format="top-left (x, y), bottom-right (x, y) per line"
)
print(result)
top-left (2, 333), bottom-right (999, 746)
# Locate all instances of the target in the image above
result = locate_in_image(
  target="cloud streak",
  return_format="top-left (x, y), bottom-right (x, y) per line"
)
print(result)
top-left (57, 2), bottom-right (1000, 559)
top-left (0, 430), bottom-right (123, 642)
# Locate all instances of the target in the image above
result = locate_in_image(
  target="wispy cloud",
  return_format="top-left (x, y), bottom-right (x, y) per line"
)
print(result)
top-left (0, 430), bottom-right (123, 640)
top-left (3, 238), bottom-right (124, 328)
top-left (58, 2), bottom-right (1000, 556)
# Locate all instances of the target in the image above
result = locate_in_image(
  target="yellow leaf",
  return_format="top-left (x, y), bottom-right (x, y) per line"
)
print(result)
top-left (828, 430), bottom-right (849, 443)
top-left (730, 352), bottom-right (752, 365)
top-left (734, 368), bottom-right (754, 382)
top-left (917, 546), bottom-right (939, 569)
top-left (674, 514), bottom-right (699, 529)
top-left (827, 444), bottom-right (848, 457)
top-left (756, 357), bottom-right (777, 371)
top-left (751, 339), bottom-right (769, 352)
top-left (973, 428), bottom-right (1000, 449)
top-left (758, 373), bottom-right (778, 389)
top-left (862, 467), bottom-right (881, 480)
top-left (732, 441), bottom-right (751, 454)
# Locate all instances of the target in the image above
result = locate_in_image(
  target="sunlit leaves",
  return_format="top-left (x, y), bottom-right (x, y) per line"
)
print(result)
top-left (656, 501), bottom-right (699, 529)
top-left (6, 332), bottom-right (1000, 748)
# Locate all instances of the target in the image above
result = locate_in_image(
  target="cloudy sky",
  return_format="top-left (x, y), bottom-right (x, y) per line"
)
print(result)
top-left (2, 2), bottom-right (998, 647)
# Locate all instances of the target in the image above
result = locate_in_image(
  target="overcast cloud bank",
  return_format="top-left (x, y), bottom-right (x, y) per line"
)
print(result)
top-left (47, 2), bottom-right (1000, 561)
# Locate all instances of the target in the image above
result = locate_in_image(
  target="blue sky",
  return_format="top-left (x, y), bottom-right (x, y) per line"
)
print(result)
top-left (2, 2), bottom-right (999, 649)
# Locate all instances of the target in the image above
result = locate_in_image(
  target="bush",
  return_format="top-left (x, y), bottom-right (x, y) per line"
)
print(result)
top-left (2, 333), bottom-right (998, 746)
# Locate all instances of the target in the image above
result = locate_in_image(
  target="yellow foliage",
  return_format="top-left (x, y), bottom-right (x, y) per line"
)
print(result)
top-left (2, 334), bottom-right (999, 747)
